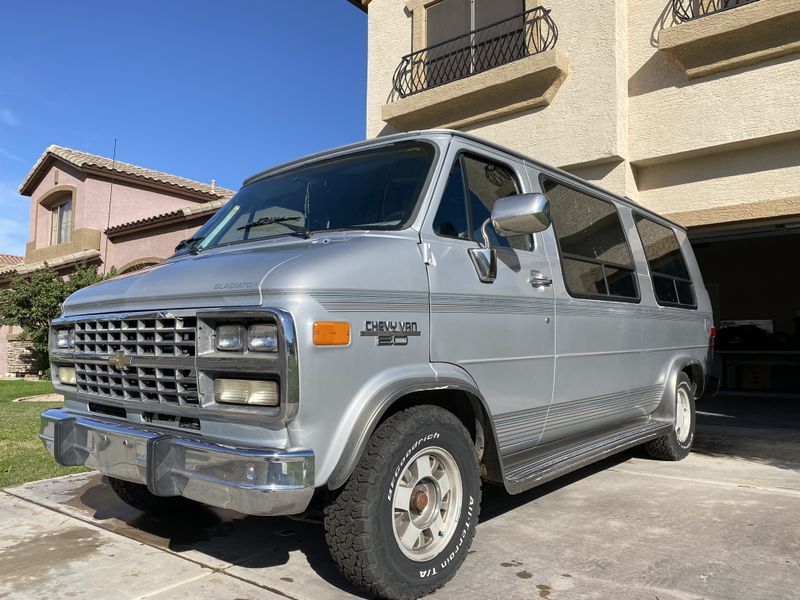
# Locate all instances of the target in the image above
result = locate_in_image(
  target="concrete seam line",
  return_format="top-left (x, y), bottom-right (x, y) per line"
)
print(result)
top-left (0, 487), bottom-right (301, 600)
top-left (608, 468), bottom-right (800, 497)
top-left (135, 572), bottom-right (212, 599)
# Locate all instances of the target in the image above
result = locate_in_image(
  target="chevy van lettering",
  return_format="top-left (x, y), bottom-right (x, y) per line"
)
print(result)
top-left (361, 321), bottom-right (421, 346)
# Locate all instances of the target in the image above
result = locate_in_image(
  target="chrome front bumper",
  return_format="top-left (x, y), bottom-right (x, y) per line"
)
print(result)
top-left (39, 408), bottom-right (314, 516)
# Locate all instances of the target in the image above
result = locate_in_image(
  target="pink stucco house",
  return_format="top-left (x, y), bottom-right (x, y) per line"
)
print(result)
top-left (0, 146), bottom-right (234, 377)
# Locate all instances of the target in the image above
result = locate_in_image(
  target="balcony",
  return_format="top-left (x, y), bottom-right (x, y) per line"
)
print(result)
top-left (383, 6), bottom-right (567, 131)
top-left (672, 0), bottom-right (761, 23)
top-left (660, 0), bottom-right (800, 78)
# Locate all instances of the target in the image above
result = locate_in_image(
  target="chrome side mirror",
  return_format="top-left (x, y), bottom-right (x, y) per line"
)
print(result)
top-left (491, 193), bottom-right (551, 237)
top-left (468, 219), bottom-right (497, 283)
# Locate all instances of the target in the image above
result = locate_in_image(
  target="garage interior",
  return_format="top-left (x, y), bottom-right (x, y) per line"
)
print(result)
top-left (690, 220), bottom-right (800, 396)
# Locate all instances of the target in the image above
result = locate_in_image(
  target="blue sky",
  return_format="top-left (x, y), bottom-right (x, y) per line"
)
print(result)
top-left (0, 0), bottom-right (367, 256)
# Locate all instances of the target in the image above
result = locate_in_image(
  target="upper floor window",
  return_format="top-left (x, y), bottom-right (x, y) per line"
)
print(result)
top-left (634, 214), bottom-right (696, 308)
top-left (392, 2), bottom-right (558, 98)
top-left (426, 0), bottom-right (526, 87)
top-left (49, 196), bottom-right (72, 245)
top-left (433, 154), bottom-right (531, 251)
top-left (543, 179), bottom-right (638, 301)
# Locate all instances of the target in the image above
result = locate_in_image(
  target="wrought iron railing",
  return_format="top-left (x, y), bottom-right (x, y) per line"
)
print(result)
top-left (392, 6), bottom-right (558, 99)
top-left (673, 0), bottom-right (761, 22)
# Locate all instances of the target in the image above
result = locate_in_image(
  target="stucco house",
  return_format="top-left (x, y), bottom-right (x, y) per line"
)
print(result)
top-left (348, 0), bottom-right (800, 393)
top-left (0, 146), bottom-right (234, 377)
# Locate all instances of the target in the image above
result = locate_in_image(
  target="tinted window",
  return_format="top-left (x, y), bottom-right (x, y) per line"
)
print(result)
top-left (634, 215), bottom-right (696, 308)
top-left (544, 179), bottom-right (638, 300)
top-left (433, 159), bottom-right (470, 240)
top-left (432, 155), bottom-right (530, 251)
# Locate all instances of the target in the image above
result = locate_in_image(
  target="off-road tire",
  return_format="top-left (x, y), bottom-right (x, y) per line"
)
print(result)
top-left (645, 372), bottom-right (696, 461)
top-left (324, 405), bottom-right (481, 600)
top-left (107, 476), bottom-right (194, 514)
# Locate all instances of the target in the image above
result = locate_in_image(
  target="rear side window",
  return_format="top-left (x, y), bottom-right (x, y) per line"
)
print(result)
top-left (433, 154), bottom-right (531, 251)
top-left (543, 178), bottom-right (638, 301)
top-left (634, 214), bottom-right (696, 308)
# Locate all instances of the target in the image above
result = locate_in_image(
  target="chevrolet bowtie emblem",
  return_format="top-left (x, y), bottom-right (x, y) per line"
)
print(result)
top-left (108, 351), bottom-right (133, 371)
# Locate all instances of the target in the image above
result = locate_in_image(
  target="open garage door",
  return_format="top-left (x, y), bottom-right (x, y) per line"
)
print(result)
top-left (690, 221), bottom-right (800, 395)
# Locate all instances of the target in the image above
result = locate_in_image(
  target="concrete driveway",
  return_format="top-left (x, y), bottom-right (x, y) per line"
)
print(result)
top-left (2, 396), bottom-right (798, 600)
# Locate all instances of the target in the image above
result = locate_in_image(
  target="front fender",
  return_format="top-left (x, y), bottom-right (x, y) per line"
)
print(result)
top-left (324, 362), bottom-right (496, 490)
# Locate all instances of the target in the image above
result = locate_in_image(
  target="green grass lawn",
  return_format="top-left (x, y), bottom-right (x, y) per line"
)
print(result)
top-left (0, 380), bottom-right (89, 488)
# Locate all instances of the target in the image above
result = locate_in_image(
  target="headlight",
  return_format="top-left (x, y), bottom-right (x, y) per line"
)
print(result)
top-left (247, 324), bottom-right (278, 352)
top-left (55, 329), bottom-right (74, 349)
top-left (215, 378), bottom-right (279, 406)
top-left (216, 324), bottom-right (243, 351)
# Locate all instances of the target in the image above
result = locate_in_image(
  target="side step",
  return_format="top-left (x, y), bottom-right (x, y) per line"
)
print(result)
top-left (502, 419), bottom-right (671, 494)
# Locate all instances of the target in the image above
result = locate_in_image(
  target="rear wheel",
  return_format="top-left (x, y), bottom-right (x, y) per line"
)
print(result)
top-left (645, 372), bottom-right (696, 461)
top-left (107, 477), bottom-right (194, 514)
top-left (324, 405), bottom-right (481, 600)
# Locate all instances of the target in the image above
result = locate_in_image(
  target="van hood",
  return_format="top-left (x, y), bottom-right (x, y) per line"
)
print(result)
top-left (61, 233), bottom-right (426, 317)
top-left (61, 242), bottom-right (305, 316)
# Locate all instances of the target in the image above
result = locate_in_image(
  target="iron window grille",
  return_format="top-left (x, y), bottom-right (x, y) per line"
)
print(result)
top-left (672, 0), bottom-right (761, 23)
top-left (392, 6), bottom-right (558, 99)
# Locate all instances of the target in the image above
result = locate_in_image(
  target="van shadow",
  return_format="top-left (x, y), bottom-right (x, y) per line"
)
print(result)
top-left (70, 477), bottom-right (367, 597)
top-left (68, 451), bottom-right (636, 597)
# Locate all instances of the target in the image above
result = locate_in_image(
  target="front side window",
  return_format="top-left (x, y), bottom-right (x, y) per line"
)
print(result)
top-left (50, 197), bottom-right (72, 245)
top-left (544, 179), bottom-right (638, 301)
top-left (634, 214), bottom-right (696, 308)
top-left (432, 154), bottom-right (530, 251)
top-left (185, 142), bottom-right (435, 254)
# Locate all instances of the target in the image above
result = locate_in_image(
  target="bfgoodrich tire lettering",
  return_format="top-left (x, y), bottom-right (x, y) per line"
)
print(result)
top-left (324, 405), bottom-right (481, 600)
top-left (645, 372), bottom-right (696, 461)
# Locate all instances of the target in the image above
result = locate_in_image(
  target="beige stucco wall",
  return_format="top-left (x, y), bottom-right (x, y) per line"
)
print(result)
top-left (366, 0), bottom-right (800, 225)
top-left (367, 0), bottom-right (629, 171)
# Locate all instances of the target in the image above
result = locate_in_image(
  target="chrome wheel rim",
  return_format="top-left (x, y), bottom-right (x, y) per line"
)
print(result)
top-left (675, 387), bottom-right (691, 443)
top-left (391, 446), bottom-right (463, 562)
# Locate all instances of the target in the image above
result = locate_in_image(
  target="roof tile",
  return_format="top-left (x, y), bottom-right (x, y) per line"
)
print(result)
top-left (19, 145), bottom-right (236, 200)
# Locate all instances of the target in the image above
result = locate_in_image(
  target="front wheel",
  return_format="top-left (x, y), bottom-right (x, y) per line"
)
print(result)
top-left (324, 405), bottom-right (481, 600)
top-left (645, 372), bottom-right (696, 461)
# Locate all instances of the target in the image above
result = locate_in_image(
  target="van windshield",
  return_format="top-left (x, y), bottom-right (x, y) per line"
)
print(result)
top-left (178, 141), bottom-right (435, 254)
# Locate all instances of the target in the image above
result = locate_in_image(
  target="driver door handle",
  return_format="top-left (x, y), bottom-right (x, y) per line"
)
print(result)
top-left (528, 270), bottom-right (552, 288)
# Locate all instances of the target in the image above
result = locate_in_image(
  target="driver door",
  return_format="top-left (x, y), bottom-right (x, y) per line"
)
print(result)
top-left (421, 141), bottom-right (555, 458)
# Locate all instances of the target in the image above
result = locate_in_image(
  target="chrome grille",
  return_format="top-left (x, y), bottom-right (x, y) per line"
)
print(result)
top-left (74, 317), bottom-right (197, 357)
top-left (73, 316), bottom-right (198, 406)
top-left (75, 362), bottom-right (199, 406)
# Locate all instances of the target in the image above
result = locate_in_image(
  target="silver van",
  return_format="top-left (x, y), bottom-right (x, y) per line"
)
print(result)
top-left (42, 130), bottom-right (714, 600)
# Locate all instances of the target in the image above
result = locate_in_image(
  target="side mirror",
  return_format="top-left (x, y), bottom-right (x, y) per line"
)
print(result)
top-left (491, 193), bottom-right (551, 237)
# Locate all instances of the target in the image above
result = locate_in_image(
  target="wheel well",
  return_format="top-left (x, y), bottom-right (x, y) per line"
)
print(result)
top-left (681, 363), bottom-right (704, 397)
top-left (378, 389), bottom-right (505, 484)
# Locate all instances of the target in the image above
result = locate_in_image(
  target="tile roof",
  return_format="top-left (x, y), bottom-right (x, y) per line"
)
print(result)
top-left (0, 254), bottom-right (23, 266)
top-left (106, 199), bottom-right (226, 235)
top-left (19, 145), bottom-right (237, 200)
top-left (0, 250), bottom-right (101, 279)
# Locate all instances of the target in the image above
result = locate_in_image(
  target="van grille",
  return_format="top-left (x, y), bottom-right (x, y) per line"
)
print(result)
top-left (75, 362), bottom-right (199, 406)
top-left (72, 316), bottom-right (198, 406)
top-left (74, 317), bottom-right (197, 357)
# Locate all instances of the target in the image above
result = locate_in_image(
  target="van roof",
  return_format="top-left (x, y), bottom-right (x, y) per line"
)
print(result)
top-left (243, 129), bottom-right (685, 232)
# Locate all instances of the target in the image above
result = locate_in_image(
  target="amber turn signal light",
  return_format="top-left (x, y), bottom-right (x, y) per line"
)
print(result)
top-left (313, 322), bottom-right (350, 346)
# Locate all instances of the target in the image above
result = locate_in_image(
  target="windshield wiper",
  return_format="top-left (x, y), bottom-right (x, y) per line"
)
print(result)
top-left (237, 215), bottom-right (310, 238)
top-left (237, 215), bottom-right (301, 231)
top-left (175, 235), bottom-right (205, 255)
